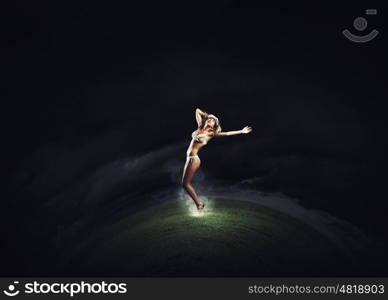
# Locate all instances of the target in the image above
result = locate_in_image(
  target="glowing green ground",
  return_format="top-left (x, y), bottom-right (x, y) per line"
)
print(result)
top-left (64, 198), bottom-right (352, 276)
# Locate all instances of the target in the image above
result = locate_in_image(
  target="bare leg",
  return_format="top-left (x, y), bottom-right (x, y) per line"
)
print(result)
top-left (181, 157), bottom-right (204, 208)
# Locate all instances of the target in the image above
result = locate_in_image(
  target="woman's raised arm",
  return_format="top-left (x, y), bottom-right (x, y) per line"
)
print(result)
top-left (195, 108), bottom-right (208, 128)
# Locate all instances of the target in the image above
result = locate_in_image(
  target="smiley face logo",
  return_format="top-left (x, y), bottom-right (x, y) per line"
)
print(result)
top-left (3, 281), bottom-right (20, 297)
top-left (343, 9), bottom-right (379, 43)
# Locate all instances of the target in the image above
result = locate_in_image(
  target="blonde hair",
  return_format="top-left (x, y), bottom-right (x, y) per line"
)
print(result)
top-left (200, 113), bottom-right (221, 135)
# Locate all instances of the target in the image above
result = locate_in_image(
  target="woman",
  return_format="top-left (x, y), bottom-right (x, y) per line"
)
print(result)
top-left (181, 108), bottom-right (253, 211)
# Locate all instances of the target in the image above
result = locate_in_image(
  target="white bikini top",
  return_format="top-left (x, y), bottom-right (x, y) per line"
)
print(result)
top-left (192, 131), bottom-right (209, 145)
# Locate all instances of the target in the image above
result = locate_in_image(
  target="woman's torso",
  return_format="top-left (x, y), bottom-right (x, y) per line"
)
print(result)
top-left (186, 129), bottom-right (214, 156)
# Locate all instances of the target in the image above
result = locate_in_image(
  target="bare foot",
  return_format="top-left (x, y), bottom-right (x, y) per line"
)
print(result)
top-left (197, 201), bottom-right (206, 212)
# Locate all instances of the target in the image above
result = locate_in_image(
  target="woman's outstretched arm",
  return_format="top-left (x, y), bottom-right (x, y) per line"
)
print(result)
top-left (215, 126), bottom-right (252, 136)
top-left (195, 108), bottom-right (208, 128)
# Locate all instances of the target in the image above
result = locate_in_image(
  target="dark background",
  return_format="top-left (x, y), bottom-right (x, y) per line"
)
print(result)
top-left (1, 0), bottom-right (387, 275)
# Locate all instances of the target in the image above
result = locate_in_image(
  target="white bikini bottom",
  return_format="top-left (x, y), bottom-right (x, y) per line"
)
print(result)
top-left (186, 155), bottom-right (200, 162)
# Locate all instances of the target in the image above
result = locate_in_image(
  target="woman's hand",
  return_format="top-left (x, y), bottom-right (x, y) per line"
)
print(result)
top-left (241, 126), bottom-right (252, 134)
